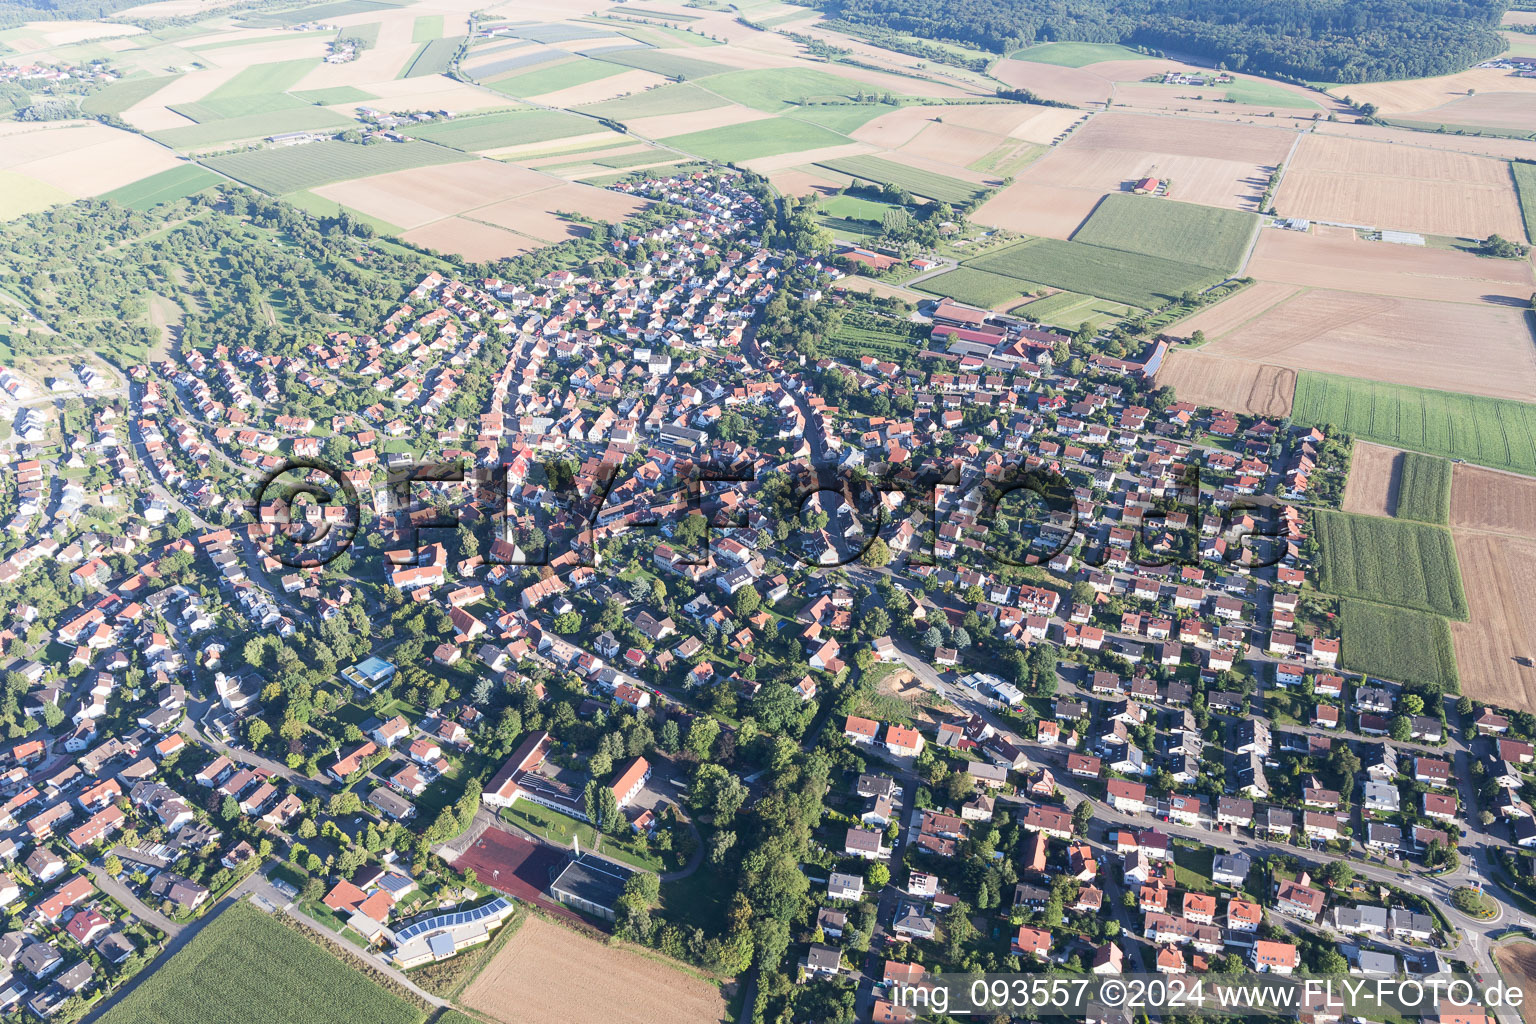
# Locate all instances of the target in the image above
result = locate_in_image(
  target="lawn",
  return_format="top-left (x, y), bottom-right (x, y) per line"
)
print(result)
top-left (663, 117), bottom-right (846, 162)
top-left (1313, 509), bottom-right (1468, 618)
top-left (816, 154), bottom-right (986, 204)
top-left (98, 900), bottom-right (424, 1024)
top-left (1070, 193), bottom-right (1258, 272)
top-left (1220, 78), bottom-right (1321, 108)
top-left (102, 164), bottom-right (223, 210)
top-left (577, 82), bottom-right (727, 119)
top-left (499, 800), bottom-right (679, 873)
top-left (1340, 599), bottom-right (1460, 690)
top-left (80, 74), bottom-right (178, 115)
top-left (1009, 41), bottom-right (1146, 66)
top-left (592, 46), bottom-right (734, 79)
top-left (1291, 371), bottom-right (1536, 476)
top-left (402, 35), bottom-right (464, 78)
top-left (202, 140), bottom-right (471, 195)
top-left (404, 108), bottom-right (597, 149)
top-left (913, 266), bottom-right (1031, 308)
top-left (818, 194), bottom-right (903, 222)
top-left (1513, 161), bottom-right (1536, 247)
top-left (964, 237), bottom-right (1222, 309)
top-left (704, 67), bottom-right (902, 111)
top-left (483, 58), bottom-right (625, 97)
top-left (1172, 842), bottom-right (1214, 893)
top-left (1394, 452), bottom-right (1453, 524)
top-left (150, 107), bottom-right (355, 150)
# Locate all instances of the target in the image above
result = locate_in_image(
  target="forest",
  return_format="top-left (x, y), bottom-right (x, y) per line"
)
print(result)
top-left (0, 0), bottom-right (144, 29)
top-left (814, 0), bottom-right (1511, 82)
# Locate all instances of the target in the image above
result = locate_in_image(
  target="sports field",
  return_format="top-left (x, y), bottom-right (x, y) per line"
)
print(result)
top-left (964, 238), bottom-right (1222, 309)
top-left (1292, 372), bottom-right (1536, 476)
top-left (203, 140), bottom-right (471, 195)
top-left (1340, 599), bottom-right (1460, 690)
top-left (816, 154), bottom-right (986, 204)
top-left (1070, 194), bottom-right (1258, 272)
top-left (1313, 509), bottom-right (1468, 618)
top-left (98, 901), bottom-right (424, 1024)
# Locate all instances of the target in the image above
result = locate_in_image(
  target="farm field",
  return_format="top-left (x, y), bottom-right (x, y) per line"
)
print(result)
top-left (1496, 942), bottom-right (1536, 1017)
top-left (577, 82), bottom-right (728, 121)
top-left (1394, 452), bottom-right (1453, 523)
top-left (973, 182), bottom-right (1106, 240)
top-left (1194, 290), bottom-right (1536, 403)
top-left (827, 303), bottom-right (925, 361)
top-left (816, 154), bottom-right (987, 204)
top-left (1245, 226), bottom-right (1536, 305)
top-left (79, 73), bottom-right (178, 114)
top-left (460, 916), bottom-right (724, 1024)
top-left (1069, 193), bottom-right (1258, 272)
top-left (705, 67), bottom-right (900, 111)
top-left (98, 901), bottom-right (424, 1024)
top-left (1313, 508), bottom-right (1468, 618)
top-left (101, 163), bottom-right (223, 210)
top-left (402, 35), bottom-right (464, 78)
top-left (1340, 441), bottom-right (1405, 519)
top-left (1012, 111), bottom-right (1294, 211)
top-left (1155, 349), bottom-right (1296, 417)
top-left (1514, 161), bottom-right (1536, 243)
top-left (1292, 372), bottom-right (1536, 476)
top-left (1010, 41), bottom-right (1146, 66)
top-left (1163, 281), bottom-right (1298, 341)
top-left (591, 46), bottom-right (734, 80)
top-left (964, 237), bottom-right (1223, 309)
top-left (0, 170), bottom-right (72, 220)
top-left (1340, 598), bottom-right (1460, 690)
top-left (1330, 66), bottom-right (1536, 120)
top-left (404, 109), bottom-right (600, 150)
top-left (482, 58), bottom-right (626, 98)
top-left (1014, 290), bottom-right (1139, 332)
top-left (150, 107), bottom-right (355, 150)
top-left (0, 122), bottom-right (182, 199)
top-left (1449, 464), bottom-right (1536, 540)
top-left (1452, 533), bottom-right (1536, 712)
top-left (913, 267), bottom-right (1033, 309)
top-left (1274, 133), bottom-right (1526, 238)
top-left (664, 118), bottom-right (847, 163)
top-left (203, 140), bottom-right (471, 195)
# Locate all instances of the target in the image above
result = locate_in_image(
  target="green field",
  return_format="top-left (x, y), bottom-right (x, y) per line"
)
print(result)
top-left (592, 46), bottom-right (733, 79)
top-left (102, 164), bottom-right (223, 210)
top-left (914, 267), bottom-right (1031, 308)
top-left (1393, 452), bottom-right (1453, 524)
top-left (704, 67), bottom-right (902, 111)
top-left (402, 35), bottom-right (463, 78)
top-left (483, 58), bottom-right (624, 96)
top-left (172, 92), bottom-right (310, 123)
top-left (1339, 599), bottom-right (1459, 690)
top-left (828, 303), bottom-right (926, 360)
top-left (1292, 371), bottom-right (1536, 476)
top-left (819, 194), bottom-right (904, 222)
top-left (964, 237), bottom-right (1221, 309)
top-left (1014, 290), bottom-right (1141, 329)
top-left (203, 140), bottom-right (471, 194)
top-left (238, 0), bottom-right (398, 27)
top-left (577, 82), bottom-right (727, 120)
top-left (1313, 509), bottom-right (1467, 618)
top-left (405, 108), bottom-right (597, 149)
top-left (150, 107), bottom-right (355, 150)
top-left (205, 58), bottom-right (318, 100)
top-left (1070, 193), bottom-right (1258, 272)
top-left (664, 117), bottom-right (846, 162)
top-left (789, 103), bottom-right (891, 133)
top-left (1513, 161), bottom-right (1536, 246)
top-left (99, 901), bottom-right (424, 1024)
top-left (293, 86), bottom-right (376, 105)
top-left (1010, 41), bottom-right (1146, 66)
top-left (816, 154), bottom-right (985, 204)
top-left (591, 148), bottom-right (672, 168)
top-left (80, 74), bottom-right (179, 115)
top-left (412, 14), bottom-right (443, 42)
top-left (1220, 79), bottom-right (1321, 109)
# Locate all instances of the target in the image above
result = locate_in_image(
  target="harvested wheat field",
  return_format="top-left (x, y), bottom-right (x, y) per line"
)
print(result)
top-left (531, 69), bottom-right (668, 107)
top-left (1276, 134), bottom-right (1525, 238)
top-left (1496, 942), bottom-right (1536, 1024)
top-left (1452, 532), bottom-right (1536, 713)
top-left (1341, 442), bottom-right (1404, 517)
top-left (475, 184), bottom-right (649, 241)
top-left (1417, 91), bottom-right (1536, 132)
top-left (1205, 289), bottom-right (1536, 401)
top-left (972, 182), bottom-right (1106, 239)
top-left (766, 165), bottom-right (850, 198)
top-left (851, 103), bottom-right (1078, 150)
top-left (0, 122), bottom-right (181, 196)
top-left (1246, 228), bottom-right (1535, 305)
top-left (623, 104), bottom-right (774, 139)
top-left (1312, 119), bottom-right (1536, 162)
top-left (992, 59), bottom-right (1113, 107)
top-left (1339, 67), bottom-right (1536, 117)
top-left (1165, 281), bottom-right (1299, 340)
top-left (1156, 349), bottom-right (1295, 417)
top-left (401, 217), bottom-right (544, 260)
top-left (1450, 464), bottom-right (1536, 540)
top-left (461, 916), bottom-right (727, 1024)
top-left (314, 160), bottom-right (558, 230)
top-left (1017, 111), bottom-right (1294, 209)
